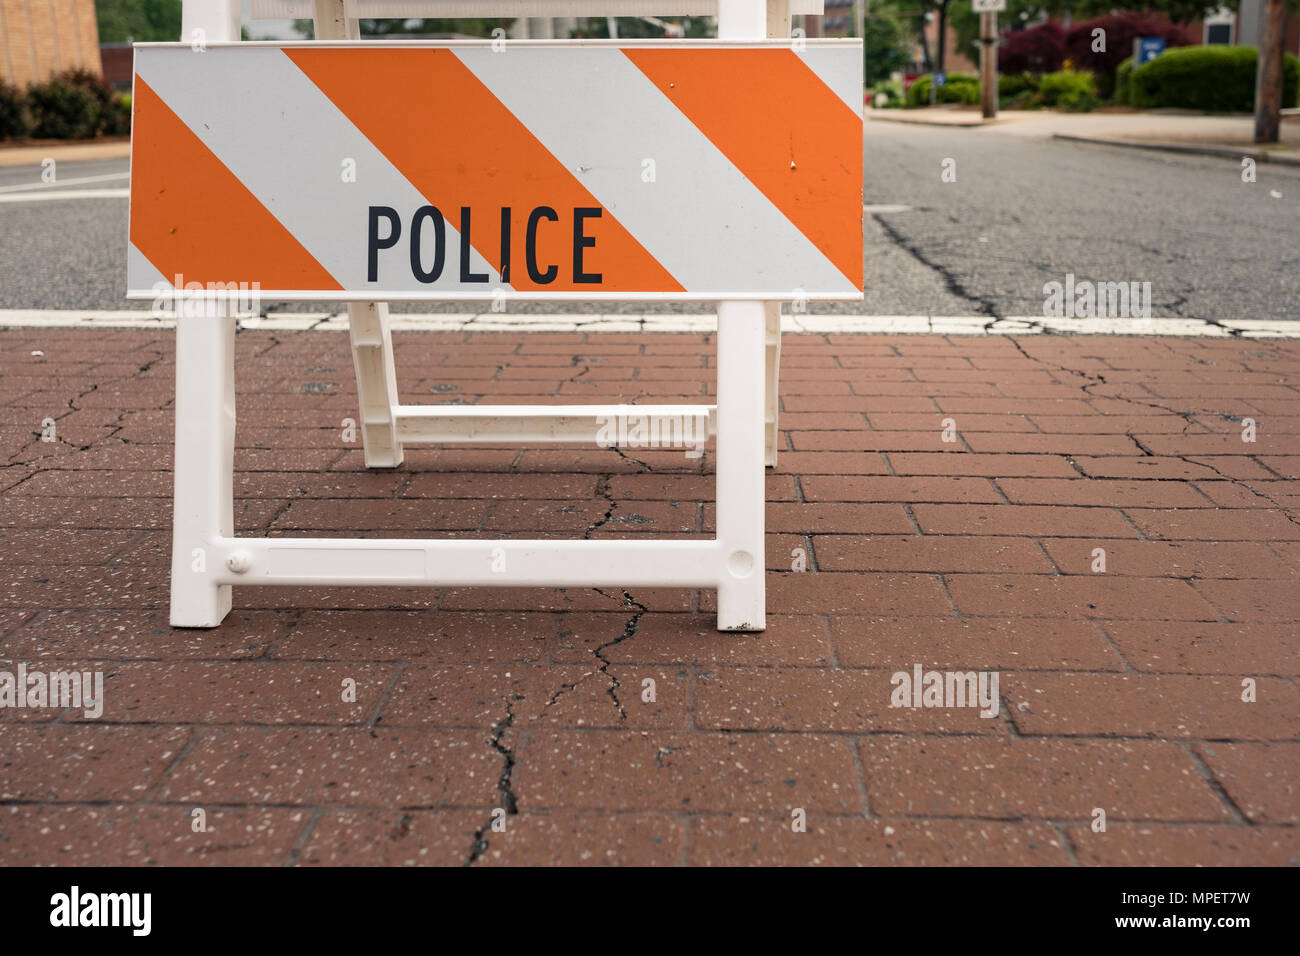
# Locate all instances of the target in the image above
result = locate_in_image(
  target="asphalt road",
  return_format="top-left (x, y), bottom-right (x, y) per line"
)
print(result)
top-left (2, 122), bottom-right (1298, 318)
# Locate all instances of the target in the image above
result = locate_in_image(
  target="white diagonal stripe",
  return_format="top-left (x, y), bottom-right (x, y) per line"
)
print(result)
top-left (796, 45), bottom-right (863, 118)
top-left (128, 241), bottom-right (169, 292)
top-left (132, 47), bottom-right (508, 295)
top-left (454, 46), bottom-right (859, 296)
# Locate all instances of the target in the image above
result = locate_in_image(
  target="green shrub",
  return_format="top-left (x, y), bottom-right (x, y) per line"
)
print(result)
top-left (869, 78), bottom-right (905, 109)
top-left (905, 72), bottom-right (980, 108)
top-left (998, 72), bottom-right (1038, 98)
top-left (1037, 69), bottom-right (1101, 111)
top-left (0, 80), bottom-right (30, 139)
top-left (1002, 90), bottom-right (1044, 110)
top-left (25, 69), bottom-right (128, 138)
top-left (1129, 46), bottom-right (1300, 112)
top-left (1114, 56), bottom-right (1134, 105)
top-left (109, 92), bottom-right (131, 135)
top-left (27, 77), bottom-right (98, 138)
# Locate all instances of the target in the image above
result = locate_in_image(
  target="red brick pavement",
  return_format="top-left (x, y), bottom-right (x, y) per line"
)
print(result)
top-left (0, 328), bottom-right (1297, 866)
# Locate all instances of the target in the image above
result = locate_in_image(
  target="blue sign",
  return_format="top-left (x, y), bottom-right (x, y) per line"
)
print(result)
top-left (1135, 37), bottom-right (1165, 65)
top-left (934, 71), bottom-right (947, 87)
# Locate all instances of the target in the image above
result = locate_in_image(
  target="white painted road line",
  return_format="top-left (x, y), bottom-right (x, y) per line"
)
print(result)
top-left (0, 172), bottom-right (130, 193)
top-left (0, 310), bottom-right (1297, 337)
top-left (0, 188), bottom-right (129, 202)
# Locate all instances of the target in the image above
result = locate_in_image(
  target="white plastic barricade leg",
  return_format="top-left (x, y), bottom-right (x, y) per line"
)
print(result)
top-left (762, 0), bottom-right (790, 469)
top-left (160, 0), bottom-right (859, 632)
top-left (168, 0), bottom-right (241, 628)
top-left (169, 309), bottom-right (237, 626)
top-left (764, 301), bottom-right (782, 467)
top-left (716, 301), bottom-right (768, 629)
top-left (309, 1), bottom-right (405, 469)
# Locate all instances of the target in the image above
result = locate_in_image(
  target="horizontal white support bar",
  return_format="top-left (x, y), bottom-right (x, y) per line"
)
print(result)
top-left (251, 1), bottom-right (824, 21)
top-left (394, 403), bottom-right (716, 444)
top-left (213, 536), bottom-right (724, 587)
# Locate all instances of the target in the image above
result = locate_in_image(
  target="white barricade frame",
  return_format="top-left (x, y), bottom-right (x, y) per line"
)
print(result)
top-left (163, 0), bottom-right (859, 632)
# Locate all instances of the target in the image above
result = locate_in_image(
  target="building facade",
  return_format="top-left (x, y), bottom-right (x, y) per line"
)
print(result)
top-left (0, 0), bottom-right (102, 88)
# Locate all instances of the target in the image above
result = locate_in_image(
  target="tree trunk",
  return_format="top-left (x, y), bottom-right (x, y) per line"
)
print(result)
top-left (919, 9), bottom-right (932, 73)
top-left (937, 1), bottom-right (949, 74)
top-left (980, 11), bottom-right (997, 119)
top-left (1254, 0), bottom-right (1287, 144)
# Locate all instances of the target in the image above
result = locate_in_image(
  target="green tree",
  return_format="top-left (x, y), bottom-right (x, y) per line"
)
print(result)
top-left (95, 0), bottom-right (182, 43)
top-left (864, 12), bottom-right (915, 83)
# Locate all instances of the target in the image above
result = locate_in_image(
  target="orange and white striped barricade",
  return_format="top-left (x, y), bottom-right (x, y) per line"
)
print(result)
top-left (140, 0), bottom-right (862, 630)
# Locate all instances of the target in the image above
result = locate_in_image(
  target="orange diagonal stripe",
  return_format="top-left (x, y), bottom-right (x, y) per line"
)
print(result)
top-left (286, 48), bottom-right (683, 294)
top-left (625, 48), bottom-right (862, 288)
top-left (129, 78), bottom-right (342, 292)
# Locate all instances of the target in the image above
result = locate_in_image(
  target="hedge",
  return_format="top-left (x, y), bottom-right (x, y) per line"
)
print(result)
top-left (1037, 70), bottom-right (1101, 111)
top-left (1129, 45), bottom-right (1300, 112)
top-left (1114, 56), bottom-right (1134, 105)
top-left (1064, 13), bottom-right (1189, 96)
top-left (0, 80), bottom-right (29, 139)
top-left (3, 70), bottom-right (129, 140)
top-left (905, 72), bottom-right (980, 108)
top-left (999, 72), bottom-right (1039, 98)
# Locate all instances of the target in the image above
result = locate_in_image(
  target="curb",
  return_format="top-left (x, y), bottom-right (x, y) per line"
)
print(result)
top-left (868, 112), bottom-right (997, 129)
top-left (0, 140), bottom-right (131, 168)
top-left (1052, 132), bottom-right (1300, 166)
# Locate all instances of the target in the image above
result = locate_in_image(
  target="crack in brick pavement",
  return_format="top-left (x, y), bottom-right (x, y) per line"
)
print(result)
top-left (4, 346), bottom-right (167, 481)
top-left (535, 588), bottom-right (647, 722)
top-left (1002, 335), bottom-right (1300, 528)
top-left (583, 475), bottom-right (617, 539)
top-left (591, 588), bottom-right (647, 721)
top-left (608, 443), bottom-right (653, 472)
top-left (465, 697), bottom-right (519, 866)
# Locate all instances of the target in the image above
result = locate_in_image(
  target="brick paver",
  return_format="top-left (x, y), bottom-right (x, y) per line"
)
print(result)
top-left (0, 328), bottom-right (1297, 866)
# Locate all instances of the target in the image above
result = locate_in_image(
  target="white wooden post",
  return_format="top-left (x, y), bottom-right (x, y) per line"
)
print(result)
top-left (181, 0), bottom-right (238, 43)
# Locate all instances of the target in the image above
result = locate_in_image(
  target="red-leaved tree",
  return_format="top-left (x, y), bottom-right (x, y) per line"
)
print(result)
top-left (998, 22), bottom-right (1066, 75)
top-left (1064, 13), bottom-right (1193, 81)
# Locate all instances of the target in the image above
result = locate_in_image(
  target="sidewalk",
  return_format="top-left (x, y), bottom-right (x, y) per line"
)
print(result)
top-left (1, 327), bottom-right (1297, 865)
top-left (870, 107), bottom-right (1300, 163)
top-left (0, 138), bottom-right (130, 167)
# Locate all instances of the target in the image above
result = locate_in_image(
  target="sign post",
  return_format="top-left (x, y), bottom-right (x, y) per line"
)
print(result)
top-left (973, 0), bottom-right (1003, 119)
top-left (155, 0), bottom-right (861, 632)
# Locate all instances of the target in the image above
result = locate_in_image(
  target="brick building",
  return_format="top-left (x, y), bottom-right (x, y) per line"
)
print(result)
top-left (0, 0), bottom-right (102, 88)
